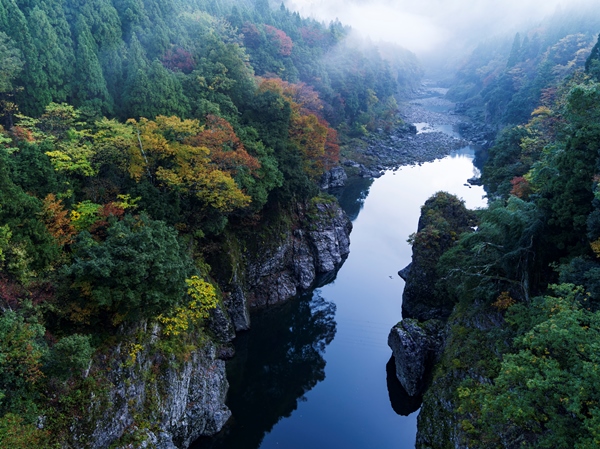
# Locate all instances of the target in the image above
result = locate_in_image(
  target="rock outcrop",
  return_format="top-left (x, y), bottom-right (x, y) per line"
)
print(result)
top-left (389, 192), bottom-right (476, 399)
top-left (247, 199), bottom-right (351, 308)
top-left (211, 198), bottom-right (352, 328)
top-left (70, 322), bottom-right (231, 449)
top-left (387, 319), bottom-right (445, 396)
top-left (401, 192), bottom-right (476, 321)
top-left (320, 165), bottom-right (348, 189)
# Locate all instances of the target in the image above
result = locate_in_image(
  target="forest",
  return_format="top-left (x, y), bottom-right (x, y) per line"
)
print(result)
top-left (0, 0), bottom-right (422, 446)
top-left (411, 23), bottom-right (600, 447)
top-left (5, 0), bottom-right (600, 446)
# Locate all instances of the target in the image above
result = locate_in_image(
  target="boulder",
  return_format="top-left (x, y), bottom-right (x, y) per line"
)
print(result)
top-left (387, 318), bottom-right (445, 397)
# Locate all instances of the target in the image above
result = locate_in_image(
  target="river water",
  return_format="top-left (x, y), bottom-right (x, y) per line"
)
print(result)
top-left (194, 130), bottom-right (487, 449)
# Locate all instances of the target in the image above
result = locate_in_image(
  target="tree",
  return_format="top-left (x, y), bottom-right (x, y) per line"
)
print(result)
top-left (4, 0), bottom-right (50, 116)
top-left (0, 311), bottom-right (46, 418)
top-left (124, 116), bottom-right (252, 216)
top-left (64, 214), bottom-right (195, 323)
top-left (506, 32), bottom-right (522, 68)
top-left (0, 33), bottom-right (23, 125)
top-left (585, 33), bottom-right (600, 79)
top-left (73, 19), bottom-right (112, 115)
top-left (439, 197), bottom-right (543, 304)
top-left (29, 7), bottom-right (71, 103)
top-left (462, 285), bottom-right (600, 448)
top-left (189, 114), bottom-right (260, 175)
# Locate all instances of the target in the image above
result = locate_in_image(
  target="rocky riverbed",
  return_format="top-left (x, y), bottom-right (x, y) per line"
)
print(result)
top-left (342, 85), bottom-right (495, 178)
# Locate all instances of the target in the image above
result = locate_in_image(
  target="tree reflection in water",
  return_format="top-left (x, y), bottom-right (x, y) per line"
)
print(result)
top-left (192, 290), bottom-right (337, 449)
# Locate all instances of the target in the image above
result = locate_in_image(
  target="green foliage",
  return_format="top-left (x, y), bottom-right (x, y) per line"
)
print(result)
top-left (45, 334), bottom-right (93, 380)
top-left (440, 197), bottom-right (543, 304)
top-left (460, 285), bottom-right (600, 449)
top-left (0, 152), bottom-right (58, 274)
top-left (0, 311), bottom-right (46, 418)
top-left (0, 31), bottom-right (23, 94)
top-left (64, 214), bottom-right (195, 323)
top-left (0, 413), bottom-right (51, 449)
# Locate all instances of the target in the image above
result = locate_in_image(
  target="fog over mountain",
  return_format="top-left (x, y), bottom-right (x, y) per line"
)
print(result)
top-left (283, 0), bottom-right (595, 55)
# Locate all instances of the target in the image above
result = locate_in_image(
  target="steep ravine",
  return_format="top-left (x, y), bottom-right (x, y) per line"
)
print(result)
top-left (71, 197), bottom-right (352, 449)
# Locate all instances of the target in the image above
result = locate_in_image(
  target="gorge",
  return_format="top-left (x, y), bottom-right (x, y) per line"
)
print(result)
top-left (194, 90), bottom-right (487, 449)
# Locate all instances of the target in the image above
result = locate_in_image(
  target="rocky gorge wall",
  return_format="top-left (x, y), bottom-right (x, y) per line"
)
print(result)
top-left (68, 322), bottom-right (232, 449)
top-left (210, 197), bottom-right (352, 331)
top-left (72, 195), bottom-right (352, 449)
top-left (387, 192), bottom-right (478, 446)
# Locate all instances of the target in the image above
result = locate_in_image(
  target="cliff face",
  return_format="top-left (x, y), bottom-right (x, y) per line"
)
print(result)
top-left (69, 322), bottom-right (231, 449)
top-left (400, 192), bottom-right (477, 321)
top-left (388, 193), bottom-right (475, 409)
top-left (72, 197), bottom-right (352, 448)
top-left (212, 198), bottom-right (352, 330)
top-left (387, 319), bottom-right (445, 397)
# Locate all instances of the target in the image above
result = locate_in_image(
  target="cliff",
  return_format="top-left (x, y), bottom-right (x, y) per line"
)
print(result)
top-left (388, 192), bottom-right (475, 400)
top-left (67, 321), bottom-right (232, 449)
top-left (209, 197), bottom-right (352, 331)
top-left (68, 196), bottom-right (352, 448)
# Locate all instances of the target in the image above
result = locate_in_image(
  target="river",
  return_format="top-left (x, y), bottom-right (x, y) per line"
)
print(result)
top-left (193, 127), bottom-right (487, 449)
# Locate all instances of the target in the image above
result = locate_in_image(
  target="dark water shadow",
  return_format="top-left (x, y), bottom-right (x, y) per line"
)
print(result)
top-left (192, 291), bottom-right (337, 449)
top-left (386, 357), bottom-right (422, 416)
top-left (332, 176), bottom-right (373, 222)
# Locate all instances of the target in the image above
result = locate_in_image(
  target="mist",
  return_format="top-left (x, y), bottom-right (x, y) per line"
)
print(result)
top-left (283, 0), bottom-right (596, 56)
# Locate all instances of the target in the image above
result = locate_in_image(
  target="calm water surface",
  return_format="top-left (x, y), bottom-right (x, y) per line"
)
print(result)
top-left (194, 146), bottom-right (486, 449)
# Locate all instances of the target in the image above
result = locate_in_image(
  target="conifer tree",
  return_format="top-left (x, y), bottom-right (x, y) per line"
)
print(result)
top-left (73, 19), bottom-right (112, 115)
top-left (29, 7), bottom-right (71, 102)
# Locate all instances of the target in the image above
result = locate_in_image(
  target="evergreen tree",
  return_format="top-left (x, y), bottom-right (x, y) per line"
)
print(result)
top-left (29, 7), bottom-right (71, 102)
top-left (585, 33), bottom-right (600, 79)
top-left (3, 0), bottom-right (50, 115)
top-left (73, 19), bottom-right (112, 115)
top-left (506, 32), bottom-right (522, 68)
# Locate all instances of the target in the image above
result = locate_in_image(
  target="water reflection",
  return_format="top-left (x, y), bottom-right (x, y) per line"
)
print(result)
top-left (192, 291), bottom-right (337, 449)
top-left (333, 176), bottom-right (373, 222)
top-left (386, 357), bottom-right (422, 417)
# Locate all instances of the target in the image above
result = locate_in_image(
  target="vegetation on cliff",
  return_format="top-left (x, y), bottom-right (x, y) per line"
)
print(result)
top-left (0, 0), bottom-right (420, 446)
top-left (416, 32), bottom-right (600, 448)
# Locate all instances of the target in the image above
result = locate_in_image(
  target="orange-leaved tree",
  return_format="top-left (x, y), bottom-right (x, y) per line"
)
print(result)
top-left (187, 114), bottom-right (260, 176)
top-left (125, 116), bottom-right (251, 213)
top-left (258, 78), bottom-right (339, 178)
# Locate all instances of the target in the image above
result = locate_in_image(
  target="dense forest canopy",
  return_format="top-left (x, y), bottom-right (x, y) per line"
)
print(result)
top-left (0, 0), bottom-right (422, 446)
top-left (411, 28), bottom-right (600, 447)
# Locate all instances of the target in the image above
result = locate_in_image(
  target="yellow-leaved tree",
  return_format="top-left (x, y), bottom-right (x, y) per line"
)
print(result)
top-left (158, 276), bottom-right (219, 336)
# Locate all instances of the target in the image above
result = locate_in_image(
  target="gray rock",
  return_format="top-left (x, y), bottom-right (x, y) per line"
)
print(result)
top-left (72, 326), bottom-right (231, 449)
top-left (243, 200), bottom-right (351, 308)
top-left (320, 166), bottom-right (348, 189)
top-left (388, 319), bottom-right (446, 396)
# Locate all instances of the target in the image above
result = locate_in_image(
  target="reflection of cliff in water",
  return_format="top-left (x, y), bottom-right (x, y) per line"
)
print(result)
top-left (386, 357), bottom-right (422, 417)
top-left (333, 177), bottom-right (373, 222)
top-left (192, 291), bottom-right (336, 449)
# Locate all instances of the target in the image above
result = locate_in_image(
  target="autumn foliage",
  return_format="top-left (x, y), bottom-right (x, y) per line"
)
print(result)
top-left (126, 116), bottom-right (252, 213)
top-left (188, 115), bottom-right (261, 175)
top-left (264, 25), bottom-right (293, 56)
top-left (41, 194), bottom-right (76, 247)
top-left (161, 47), bottom-right (195, 74)
top-left (510, 176), bottom-right (531, 198)
top-left (258, 77), bottom-right (340, 177)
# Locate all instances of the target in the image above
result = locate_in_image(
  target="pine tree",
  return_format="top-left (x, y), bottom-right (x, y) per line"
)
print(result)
top-left (29, 7), bottom-right (71, 102)
top-left (73, 18), bottom-right (112, 115)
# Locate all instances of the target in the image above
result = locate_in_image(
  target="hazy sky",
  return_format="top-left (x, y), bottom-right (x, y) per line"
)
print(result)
top-left (283, 0), bottom-right (587, 54)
